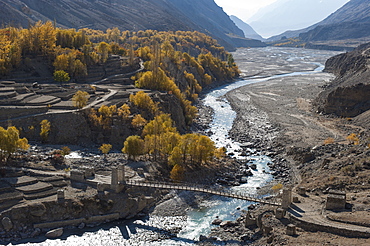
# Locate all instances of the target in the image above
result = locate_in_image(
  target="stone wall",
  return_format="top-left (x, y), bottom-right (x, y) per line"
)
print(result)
top-left (0, 106), bottom-right (48, 121)
top-left (289, 213), bottom-right (370, 238)
top-left (0, 185), bottom-right (162, 239)
top-left (1, 111), bottom-right (93, 146)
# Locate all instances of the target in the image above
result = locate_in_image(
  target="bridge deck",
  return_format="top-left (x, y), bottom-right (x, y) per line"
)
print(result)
top-left (125, 180), bottom-right (280, 206)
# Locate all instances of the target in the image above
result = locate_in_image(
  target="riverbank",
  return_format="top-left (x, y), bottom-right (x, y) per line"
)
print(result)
top-left (201, 48), bottom-right (370, 245)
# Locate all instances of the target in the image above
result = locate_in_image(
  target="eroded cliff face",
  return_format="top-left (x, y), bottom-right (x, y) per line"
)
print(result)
top-left (315, 42), bottom-right (370, 119)
top-left (318, 83), bottom-right (370, 117)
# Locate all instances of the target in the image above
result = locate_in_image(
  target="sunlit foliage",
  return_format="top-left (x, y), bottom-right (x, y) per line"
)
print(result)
top-left (129, 91), bottom-right (159, 116)
top-left (131, 114), bottom-right (147, 129)
top-left (99, 143), bottom-right (112, 155)
top-left (40, 119), bottom-right (51, 143)
top-left (347, 133), bottom-right (360, 145)
top-left (53, 70), bottom-right (70, 84)
top-left (72, 90), bottom-right (90, 109)
top-left (122, 135), bottom-right (145, 160)
top-left (0, 126), bottom-right (29, 164)
top-left (118, 104), bottom-right (131, 120)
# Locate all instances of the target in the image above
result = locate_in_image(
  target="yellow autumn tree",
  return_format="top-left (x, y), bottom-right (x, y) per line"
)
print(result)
top-left (99, 144), bottom-right (112, 158)
top-left (0, 126), bottom-right (29, 164)
top-left (132, 114), bottom-right (147, 129)
top-left (142, 114), bottom-right (177, 161)
top-left (192, 134), bottom-right (216, 165)
top-left (142, 114), bottom-right (176, 137)
top-left (40, 119), bottom-right (51, 143)
top-left (98, 105), bottom-right (117, 129)
top-left (170, 164), bottom-right (184, 182)
top-left (129, 91), bottom-right (159, 116)
top-left (167, 133), bottom-right (216, 167)
top-left (53, 54), bottom-right (69, 71)
top-left (118, 104), bottom-right (131, 120)
top-left (97, 41), bottom-right (109, 63)
top-left (122, 135), bottom-right (145, 160)
top-left (72, 90), bottom-right (90, 109)
top-left (53, 70), bottom-right (70, 84)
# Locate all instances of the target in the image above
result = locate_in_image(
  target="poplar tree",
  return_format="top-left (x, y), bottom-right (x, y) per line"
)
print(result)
top-left (40, 119), bottom-right (51, 143)
top-left (72, 91), bottom-right (90, 109)
top-left (0, 126), bottom-right (29, 164)
top-left (122, 136), bottom-right (144, 160)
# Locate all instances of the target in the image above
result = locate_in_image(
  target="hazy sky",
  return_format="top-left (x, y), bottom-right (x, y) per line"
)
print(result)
top-left (214, 0), bottom-right (278, 21)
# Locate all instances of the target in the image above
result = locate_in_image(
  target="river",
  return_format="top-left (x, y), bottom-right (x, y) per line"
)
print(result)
top-left (8, 47), bottom-right (341, 246)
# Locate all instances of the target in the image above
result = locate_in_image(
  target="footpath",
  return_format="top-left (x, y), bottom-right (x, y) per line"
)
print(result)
top-left (288, 193), bottom-right (370, 238)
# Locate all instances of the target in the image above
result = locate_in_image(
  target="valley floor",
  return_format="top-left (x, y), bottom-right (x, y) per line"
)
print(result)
top-left (217, 51), bottom-right (370, 245)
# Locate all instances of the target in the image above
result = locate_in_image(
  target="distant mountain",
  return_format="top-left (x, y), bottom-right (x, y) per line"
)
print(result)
top-left (230, 15), bottom-right (264, 41)
top-left (248, 0), bottom-right (349, 38)
top-left (269, 0), bottom-right (370, 44)
top-left (0, 0), bottom-right (266, 50)
top-left (299, 0), bottom-right (370, 42)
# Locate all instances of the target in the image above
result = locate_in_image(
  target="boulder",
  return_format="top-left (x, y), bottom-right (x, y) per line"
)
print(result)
top-left (1, 217), bottom-right (13, 231)
top-left (31, 228), bottom-right (41, 238)
top-left (241, 234), bottom-right (252, 241)
top-left (45, 228), bottom-right (63, 239)
top-left (220, 220), bottom-right (237, 227)
top-left (29, 203), bottom-right (47, 217)
top-left (240, 177), bottom-right (248, 184)
top-left (78, 222), bottom-right (86, 229)
top-left (199, 235), bottom-right (208, 241)
top-left (244, 170), bottom-right (253, 177)
top-left (211, 219), bottom-right (223, 225)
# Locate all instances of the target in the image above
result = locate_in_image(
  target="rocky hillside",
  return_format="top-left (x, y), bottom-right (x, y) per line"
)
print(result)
top-left (315, 42), bottom-right (370, 123)
top-left (0, 0), bottom-right (265, 50)
top-left (249, 0), bottom-right (349, 38)
top-left (270, 0), bottom-right (370, 45)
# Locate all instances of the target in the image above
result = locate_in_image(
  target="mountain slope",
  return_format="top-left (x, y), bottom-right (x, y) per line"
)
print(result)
top-left (299, 0), bottom-right (370, 42)
top-left (316, 0), bottom-right (370, 25)
top-left (270, 0), bottom-right (370, 43)
top-left (165, 0), bottom-right (265, 49)
top-left (248, 0), bottom-right (349, 38)
top-left (0, 0), bottom-right (265, 50)
top-left (230, 15), bottom-right (264, 41)
top-left (1, 0), bottom-right (190, 31)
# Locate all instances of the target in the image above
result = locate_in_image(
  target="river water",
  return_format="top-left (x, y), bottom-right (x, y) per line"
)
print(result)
top-left (9, 47), bottom-right (341, 246)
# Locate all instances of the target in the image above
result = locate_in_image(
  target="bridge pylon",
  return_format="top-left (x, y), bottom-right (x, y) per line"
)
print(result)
top-left (111, 164), bottom-right (125, 193)
top-left (282, 188), bottom-right (292, 209)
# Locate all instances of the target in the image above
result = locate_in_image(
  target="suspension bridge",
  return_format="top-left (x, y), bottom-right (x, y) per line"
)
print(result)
top-left (125, 180), bottom-right (281, 206)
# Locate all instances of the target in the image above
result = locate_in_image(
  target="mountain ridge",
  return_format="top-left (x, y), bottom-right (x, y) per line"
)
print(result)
top-left (248, 0), bottom-right (349, 38)
top-left (0, 0), bottom-right (266, 50)
top-left (269, 0), bottom-right (370, 44)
